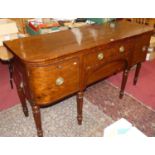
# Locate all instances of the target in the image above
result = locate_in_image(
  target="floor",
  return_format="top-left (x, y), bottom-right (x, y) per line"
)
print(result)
top-left (108, 59), bottom-right (155, 109)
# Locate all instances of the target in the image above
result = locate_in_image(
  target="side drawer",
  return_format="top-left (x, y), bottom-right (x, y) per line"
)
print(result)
top-left (131, 33), bottom-right (152, 65)
top-left (28, 57), bottom-right (80, 105)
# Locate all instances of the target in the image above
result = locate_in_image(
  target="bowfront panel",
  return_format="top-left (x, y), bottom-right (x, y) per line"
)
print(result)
top-left (28, 57), bottom-right (80, 105)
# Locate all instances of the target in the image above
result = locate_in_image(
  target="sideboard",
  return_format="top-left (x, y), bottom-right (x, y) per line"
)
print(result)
top-left (4, 20), bottom-right (154, 136)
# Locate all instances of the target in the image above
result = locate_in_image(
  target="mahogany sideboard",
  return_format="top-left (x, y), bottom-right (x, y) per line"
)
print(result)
top-left (4, 20), bottom-right (154, 137)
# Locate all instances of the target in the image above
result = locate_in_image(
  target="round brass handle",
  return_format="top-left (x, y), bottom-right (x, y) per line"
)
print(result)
top-left (119, 46), bottom-right (125, 53)
top-left (56, 77), bottom-right (64, 86)
top-left (142, 46), bottom-right (147, 52)
top-left (97, 52), bottom-right (104, 60)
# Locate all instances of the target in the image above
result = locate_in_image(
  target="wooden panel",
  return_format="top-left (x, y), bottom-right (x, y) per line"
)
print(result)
top-left (131, 33), bottom-right (152, 65)
top-left (13, 58), bottom-right (31, 100)
top-left (28, 57), bottom-right (80, 105)
top-left (86, 60), bottom-right (126, 85)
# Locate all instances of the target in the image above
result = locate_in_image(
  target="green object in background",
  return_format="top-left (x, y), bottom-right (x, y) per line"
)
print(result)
top-left (26, 24), bottom-right (40, 35)
top-left (26, 24), bottom-right (60, 36)
top-left (87, 18), bottom-right (114, 24)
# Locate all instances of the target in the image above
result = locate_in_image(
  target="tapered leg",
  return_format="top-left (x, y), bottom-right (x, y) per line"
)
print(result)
top-left (17, 86), bottom-right (29, 117)
top-left (32, 105), bottom-right (43, 137)
top-left (76, 92), bottom-right (84, 125)
top-left (119, 69), bottom-right (129, 99)
top-left (133, 63), bottom-right (141, 85)
top-left (8, 62), bottom-right (13, 89)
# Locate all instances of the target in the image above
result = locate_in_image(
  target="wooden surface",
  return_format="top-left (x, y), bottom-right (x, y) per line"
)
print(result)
top-left (4, 20), bottom-right (154, 136)
top-left (4, 20), bottom-right (153, 63)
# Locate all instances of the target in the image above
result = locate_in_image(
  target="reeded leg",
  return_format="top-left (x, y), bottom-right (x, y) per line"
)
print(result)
top-left (76, 92), bottom-right (84, 125)
top-left (17, 86), bottom-right (29, 117)
top-left (119, 69), bottom-right (129, 99)
top-left (32, 105), bottom-right (43, 137)
top-left (8, 62), bottom-right (13, 89)
top-left (133, 63), bottom-right (141, 85)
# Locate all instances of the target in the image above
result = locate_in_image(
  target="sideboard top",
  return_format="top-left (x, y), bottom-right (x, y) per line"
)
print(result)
top-left (4, 20), bottom-right (154, 63)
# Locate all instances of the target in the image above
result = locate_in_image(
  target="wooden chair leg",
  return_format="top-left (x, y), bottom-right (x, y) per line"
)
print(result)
top-left (76, 92), bottom-right (84, 125)
top-left (8, 62), bottom-right (13, 89)
top-left (119, 69), bottom-right (129, 99)
top-left (133, 63), bottom-right (141, 85)
top-left (32, 105), bottom-right (43, 137)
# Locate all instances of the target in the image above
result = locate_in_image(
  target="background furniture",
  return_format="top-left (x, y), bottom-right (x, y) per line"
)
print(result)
top-left (4, 20), bottom-right (153, 136)
top-left (8, 18), bottom-right (32, 33)
top-left (127, 18), bottom-right (155, 61)
top-left (0, 46), bottom-right (14, 88)
top-left (6, 18), bottom-right (155, 34)
top-left (0, 19), bottom-right (19, 89)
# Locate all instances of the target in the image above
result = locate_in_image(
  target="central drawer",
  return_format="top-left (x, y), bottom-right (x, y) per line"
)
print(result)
top-left (84, 39), bottom-right (133, 71)
top-left (83, 39), bottom-right (134, 85)
top-left (28, 57), bottom-right (80, 105)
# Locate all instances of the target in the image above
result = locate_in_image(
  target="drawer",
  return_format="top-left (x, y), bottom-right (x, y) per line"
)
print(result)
top-left (86, 60), bottom-right (126, 85)
top-left (84, 39), bottom-right (133, 71)
top-left (131, 33), bottom-right (152, 65)
top-left (28, 57), bottom-right (80, 105)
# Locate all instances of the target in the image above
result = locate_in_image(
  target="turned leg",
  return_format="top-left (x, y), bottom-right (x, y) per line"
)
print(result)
top-left (8, 62), bottom-right (13, 89)
top-left (32, 105), bottom-right (43, 137)
top-left (76, 92), bottom-right (84, 125)
top-left (133, 63), bottom-right (141, 85)
top-left (17, 85), bottom-right (29, 117)
top-left (119, 69), bottom-right (129, 99)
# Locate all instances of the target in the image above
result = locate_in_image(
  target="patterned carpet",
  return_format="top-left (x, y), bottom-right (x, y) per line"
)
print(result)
top-left (0, 81), bottom-right (155, 137)
top-left (0, 97), bottom-right (113, 137)
top-left (85, 81), bottom-right (155, 137)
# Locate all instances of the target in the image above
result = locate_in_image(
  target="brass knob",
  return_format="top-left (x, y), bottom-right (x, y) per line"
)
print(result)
top-left (142, 46), bottom-right (147, 52)
top-left (119, 46), bottom-right (125, 53)
top-left (56, 77), bottom-right (64, 86)
top-left (97, 52), bottom-right (104, 60)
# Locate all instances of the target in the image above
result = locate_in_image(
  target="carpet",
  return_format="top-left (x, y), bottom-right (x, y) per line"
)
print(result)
top-left (85, 81), bottom-right (155, 137)
top-left (0, 62), bottom-right (19, 111)
top-left (0, 97), bottom-right (113, 137)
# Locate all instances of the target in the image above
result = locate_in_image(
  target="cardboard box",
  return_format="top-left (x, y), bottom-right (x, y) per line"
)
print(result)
top-left (0, 19), bottom-right (18, 35)
top-left (146, 51), bottom-right (155, 61)
top-left (104, 118), bottom-right (146, 137)
top-left (0, 33), bottom-right (18, 46)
